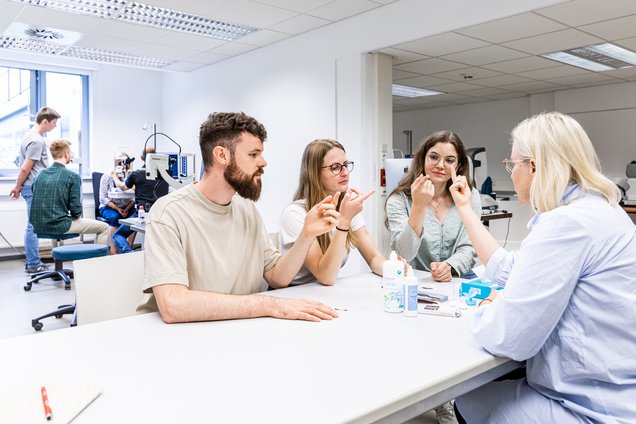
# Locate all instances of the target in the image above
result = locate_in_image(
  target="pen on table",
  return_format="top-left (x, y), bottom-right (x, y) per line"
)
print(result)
top-left (41, 386), bottom-right (53, 421)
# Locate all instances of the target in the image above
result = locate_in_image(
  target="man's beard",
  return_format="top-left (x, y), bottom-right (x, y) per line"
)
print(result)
top-left (224, 158), bottom-right (264, 201)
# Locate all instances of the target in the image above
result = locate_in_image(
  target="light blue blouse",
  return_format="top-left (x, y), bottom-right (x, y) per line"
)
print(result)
top-left (473, 186), bottom-right (636, 422)
top-left (386, 188), bottom-right (481, 276)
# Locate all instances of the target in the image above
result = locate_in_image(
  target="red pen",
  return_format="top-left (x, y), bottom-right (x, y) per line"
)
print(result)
top-left (41, 386), bottom-right (53, 421)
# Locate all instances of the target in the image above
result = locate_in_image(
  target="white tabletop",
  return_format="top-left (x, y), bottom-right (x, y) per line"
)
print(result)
top-left (119, 217), bottom-right (145, 233)
top-left (0, 272), bottom-right (516, 423)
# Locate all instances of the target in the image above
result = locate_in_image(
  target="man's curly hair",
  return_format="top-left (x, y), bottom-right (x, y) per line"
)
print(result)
top-left (199, 112), bottom-right (267, 171)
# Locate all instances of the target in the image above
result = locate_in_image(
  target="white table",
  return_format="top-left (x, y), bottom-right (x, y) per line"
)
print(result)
top-left (119, 217), bottom-right (145, 233)
top-left (0, 273), bottom-right (518, 423)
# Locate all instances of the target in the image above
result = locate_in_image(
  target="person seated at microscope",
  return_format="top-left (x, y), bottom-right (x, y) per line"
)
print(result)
top-left (111, 146), bottom-right (169, 253)
top-left (99, 153), bottom-right (135, 254)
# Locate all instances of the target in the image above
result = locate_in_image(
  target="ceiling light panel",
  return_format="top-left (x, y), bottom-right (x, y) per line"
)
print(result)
top-left (0, 36), bottom-right (176, 69)
top-left (542, 51), bottom-right (613, 72)
top-left (392, 84), bottom-right (444, 98)
top-left (0, 36), bottom-right (66, 54)
top-left (542, 43), bottom-right (636, 72)
top-left (62, 45), bottom-right (176, 68)
top-left (9, 0), bottom-right (259, 41)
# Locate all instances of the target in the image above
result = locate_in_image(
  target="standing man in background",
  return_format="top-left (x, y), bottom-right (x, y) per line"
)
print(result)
top-left (9, 107), bottom-right (61, 274)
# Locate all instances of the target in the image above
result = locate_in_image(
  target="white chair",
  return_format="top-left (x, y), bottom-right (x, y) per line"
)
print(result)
top-left (73, 251), bottom-right (149, 325)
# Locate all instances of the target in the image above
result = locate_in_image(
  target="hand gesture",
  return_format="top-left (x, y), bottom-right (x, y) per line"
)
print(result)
top-left (302, 194), bottom-right (340, 239)
top-left (430, 261), bottom-right (452, 282)
top-left (338, 188), bottom-right (375, 229)
top-left (116, 207), bottom-right (126, 217)
top-left (9, 187), bottom-right (20, 200)
top-left (270, 297), bottom-right (339, 322)
top-left (411, 174), bottom-right (434, 208)
top-left (448, 166), bottom-right (472, 208)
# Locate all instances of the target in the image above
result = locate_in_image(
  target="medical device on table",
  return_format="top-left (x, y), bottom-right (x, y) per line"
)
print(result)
top-left (146, 153), bottom-right (195, 190)
top-left (141, 124), bottom-right (196, 190)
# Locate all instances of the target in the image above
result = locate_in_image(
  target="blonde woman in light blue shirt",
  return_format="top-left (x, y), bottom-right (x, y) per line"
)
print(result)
top-left (450, 112), bottom-right (636, 424)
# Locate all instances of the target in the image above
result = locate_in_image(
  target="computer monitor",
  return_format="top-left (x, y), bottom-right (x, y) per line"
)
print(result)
top-left (385, 158), bottom-right (413, 195)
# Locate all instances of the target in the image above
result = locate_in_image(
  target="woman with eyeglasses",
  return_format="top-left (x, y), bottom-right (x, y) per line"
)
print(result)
top-left (450, 112), bottom-right (636, 423)
top-left (279, 139), bottom-right (384, 286)
top-left (385, 131), bottom-right (481, 282)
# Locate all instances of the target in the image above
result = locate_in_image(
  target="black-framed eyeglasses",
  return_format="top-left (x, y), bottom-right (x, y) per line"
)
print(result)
top-left (322, 161), bottom-right (354, 175)
top-left (502, 158), bottom-right (530, 174)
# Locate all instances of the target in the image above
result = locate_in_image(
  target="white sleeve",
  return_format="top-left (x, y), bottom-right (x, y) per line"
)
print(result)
top-left (279, 203), bottom-right (307, 251)
top-left (350, 212), bottom-right (365, 232)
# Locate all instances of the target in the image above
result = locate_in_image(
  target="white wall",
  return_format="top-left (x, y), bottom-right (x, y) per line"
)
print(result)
top-left (393, 80), bottom-right (636, 246)
top-left (161, 0), bottom-right (564, 239)
top-left (394, 81), bottom-right (636, 191)
top-left (393, 97), bottom-right (533, 192)
top-left (1, 0), bottom-right (567, 251)
top-left (90, 65), bottom-right (164, 175)
top-left (0, 61), bottom-right (163, 248)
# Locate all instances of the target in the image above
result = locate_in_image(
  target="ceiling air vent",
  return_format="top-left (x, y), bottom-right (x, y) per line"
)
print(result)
top-left (2, 22), bottom-right (83, 46)
top-left (24, 28), bottom-right (64, 41)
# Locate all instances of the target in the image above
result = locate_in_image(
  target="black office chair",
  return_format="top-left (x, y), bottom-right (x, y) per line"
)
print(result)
top-left (91, 171), bottom-right (107, 222)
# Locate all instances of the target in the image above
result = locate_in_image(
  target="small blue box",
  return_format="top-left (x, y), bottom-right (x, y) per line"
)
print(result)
top-left (460, 279), bottom-right (501, 299)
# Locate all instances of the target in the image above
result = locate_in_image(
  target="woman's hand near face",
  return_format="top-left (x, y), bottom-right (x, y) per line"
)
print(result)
top-left (411, 174), bottom-right (435, 208)
top-left (448, 166), bottom-right (472, 209)
top-left (338, 188), bottom-right (375, 229)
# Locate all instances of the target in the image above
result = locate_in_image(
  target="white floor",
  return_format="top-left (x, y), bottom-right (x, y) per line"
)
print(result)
top-left (0, 257), bottom-right (441, 423)
top-left (0, 259), bottom-right (76, 339)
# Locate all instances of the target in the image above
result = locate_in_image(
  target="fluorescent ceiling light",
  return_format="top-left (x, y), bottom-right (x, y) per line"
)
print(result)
top-left (542, 43), bottom-right (636, 72)
top-left (63, 45), bottom-right (176, 68)
top-left (392, 84), bottom-right (444, 98)
top-left (9, 0), bottom-right (258, 41)
top-left (0, 36), bottom-right (176, 69)
top-left (0, 36), bottom-right (66, 55)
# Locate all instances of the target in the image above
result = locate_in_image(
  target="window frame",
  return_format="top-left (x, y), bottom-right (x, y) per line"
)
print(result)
top-left (0, 61), bottom-right (92, 179)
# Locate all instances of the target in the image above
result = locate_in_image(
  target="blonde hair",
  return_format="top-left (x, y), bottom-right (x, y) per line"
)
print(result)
top-left (49, 139), bottom-right (71, 160)
top-left (293, 139), bottom-right (357, 253)
top-left (511, 112), bottom-right (620, 213)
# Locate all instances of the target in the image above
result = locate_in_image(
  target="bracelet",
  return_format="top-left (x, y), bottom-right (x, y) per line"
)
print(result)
top-left (478, 298), bottom-right (493, 307)
top-left (335, 226), bottom-right (349, 232)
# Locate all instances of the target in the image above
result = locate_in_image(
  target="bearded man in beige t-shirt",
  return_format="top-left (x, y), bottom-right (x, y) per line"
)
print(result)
top-left (140, 112), bottom-right (340, 323)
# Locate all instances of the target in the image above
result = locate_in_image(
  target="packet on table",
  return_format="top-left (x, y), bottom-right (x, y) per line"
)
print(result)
top-left (460, 279), bottom-right (502, 300)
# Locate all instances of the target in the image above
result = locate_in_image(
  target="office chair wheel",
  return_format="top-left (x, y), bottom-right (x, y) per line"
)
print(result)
top-left (23, 285), bottom-right (31, 291)
top-left (32, 321), bottom-right (43, 331)
top-left (55, 314), bottom-right (63, 319)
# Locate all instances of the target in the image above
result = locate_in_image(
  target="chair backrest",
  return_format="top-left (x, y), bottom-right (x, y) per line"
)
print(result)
top-left (91, 171), bottom-right (103, 219)
top-left (73, 251), bottom-right (149, 325)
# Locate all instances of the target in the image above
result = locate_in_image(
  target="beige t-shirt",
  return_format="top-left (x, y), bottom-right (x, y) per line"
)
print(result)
top-left (138, 183), bottom-right (281, 313)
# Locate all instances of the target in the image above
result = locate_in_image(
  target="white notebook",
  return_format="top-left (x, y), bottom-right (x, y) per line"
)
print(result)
top-left (0, 381), bottom-right (102, 424)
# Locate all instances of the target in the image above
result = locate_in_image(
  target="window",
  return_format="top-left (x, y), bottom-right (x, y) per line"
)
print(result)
top-left (0, 65), bottom-right (90, 177)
